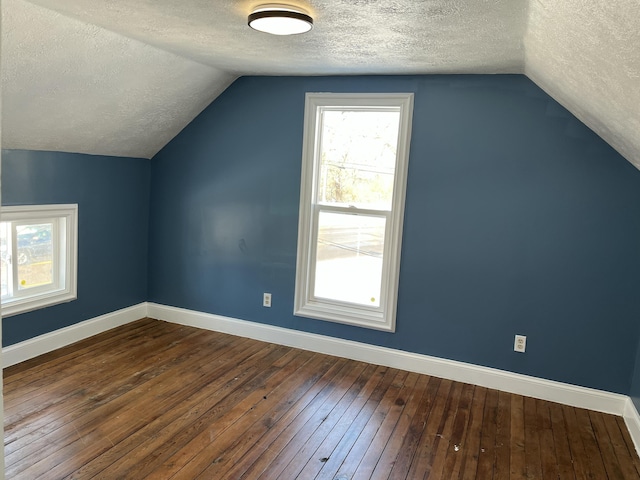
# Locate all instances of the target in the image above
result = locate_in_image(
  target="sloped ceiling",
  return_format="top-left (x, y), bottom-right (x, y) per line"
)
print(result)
top-left (1, 0), bottom-right (638, 166)
top-left (1, 0), bottom-right (235, 159)
top-left (524, 0), bottom-right (640, 168)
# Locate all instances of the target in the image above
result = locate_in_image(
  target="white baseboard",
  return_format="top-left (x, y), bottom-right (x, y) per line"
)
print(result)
top-left (624, 398), bottom-right (640, 454)
top-left (5, 300), bottom-right (640, 457)
top-left (147, 302), bottom-right (628, 416)
top-left (2, 302), bottom-right (147, 367)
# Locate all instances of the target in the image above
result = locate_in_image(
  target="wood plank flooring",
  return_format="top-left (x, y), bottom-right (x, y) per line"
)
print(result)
top-left (4, 318), bottom-right (640, 479)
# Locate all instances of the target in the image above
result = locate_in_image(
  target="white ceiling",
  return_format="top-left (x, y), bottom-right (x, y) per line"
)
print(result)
top-left (525, 0), bottom-right (640, 168)
top-left (1, 0), bottom-right (639, 165)
top-left (1, 0), bottom-right (235, 159)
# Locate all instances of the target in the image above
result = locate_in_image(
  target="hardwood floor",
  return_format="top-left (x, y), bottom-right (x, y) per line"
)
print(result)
top-left (4, 318), bottom-right (640, 479)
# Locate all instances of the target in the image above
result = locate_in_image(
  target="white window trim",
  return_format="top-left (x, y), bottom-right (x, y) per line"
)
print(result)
top-left (1, 204), bottom-right (78, 317)
top-left (294, 93), bottom-right (414, 332)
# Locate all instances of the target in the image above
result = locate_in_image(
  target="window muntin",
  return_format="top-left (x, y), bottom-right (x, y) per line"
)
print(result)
top-left (295, 93), bottom-right (413, 331)
top-left (1, 205), bottom-right (78, 317)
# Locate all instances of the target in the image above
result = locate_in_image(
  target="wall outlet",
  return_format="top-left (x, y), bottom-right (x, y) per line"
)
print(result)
top-left (263, 293), bottom-right (272, 307)
top-left (514, 334), bottom-right (526, 353)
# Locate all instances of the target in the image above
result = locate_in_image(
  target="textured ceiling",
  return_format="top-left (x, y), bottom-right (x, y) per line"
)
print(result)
top-left (1, 0), bottom-right (236, 159)
top-left (1, 0), bottom-right (638, 166)
top-left (17, 0), bottom-right (528, 75)
top-left (524, 0), bottom-right (640, 168)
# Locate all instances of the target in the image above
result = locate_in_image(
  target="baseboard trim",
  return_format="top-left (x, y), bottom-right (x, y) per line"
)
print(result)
top-left (6, 301), bottom-right (640, 456)
top-left (147, 302), bottom-right (628, 417)
top-left (2, 302), bottom-right (147, 367)
top-left (624, 398), bottom-right (640, 454)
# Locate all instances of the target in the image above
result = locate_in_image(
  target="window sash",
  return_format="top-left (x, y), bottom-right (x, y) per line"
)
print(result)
top-left (308, 204), bottom-right (390, 311)
top-left (315, 106), bottom-right (401, 211)
top-left (10, 219), bottom-right (60, 298)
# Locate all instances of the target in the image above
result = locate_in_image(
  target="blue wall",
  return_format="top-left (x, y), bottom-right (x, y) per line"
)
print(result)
top-left (147, 75), bottom-right (640, 395)
top-left (630, 341), bottom-right (640, 411)
top-left (4, 76), bottom-right (640, 396)
top-left (2, 150), bottom-right (150, 345)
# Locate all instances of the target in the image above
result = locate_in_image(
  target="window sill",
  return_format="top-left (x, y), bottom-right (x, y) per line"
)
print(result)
top-left (2, 290), bottom-right (77, 317)
top-left (295, 300), bottom-right (395, 332)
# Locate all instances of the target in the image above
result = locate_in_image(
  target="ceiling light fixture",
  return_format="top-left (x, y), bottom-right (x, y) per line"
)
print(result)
top-left (248, 4), bottom-right (313, 35)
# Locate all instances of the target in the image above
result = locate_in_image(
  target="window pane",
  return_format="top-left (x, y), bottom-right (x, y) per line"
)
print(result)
top-left (17, 223), bottom-right (54, 290)
top-left (317, 109), bottom-right (400, 210)
top-left (1, 222), bottom-right (9, 297)
top-left (314, 211), bottom-right (385, 307)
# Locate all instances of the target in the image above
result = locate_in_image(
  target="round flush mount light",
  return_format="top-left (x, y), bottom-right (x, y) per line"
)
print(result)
top-left (248, 4), bottom-right (313, 35)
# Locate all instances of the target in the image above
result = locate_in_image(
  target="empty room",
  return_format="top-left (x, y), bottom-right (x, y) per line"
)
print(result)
top-left (1, 0), bottom-right (640, 478)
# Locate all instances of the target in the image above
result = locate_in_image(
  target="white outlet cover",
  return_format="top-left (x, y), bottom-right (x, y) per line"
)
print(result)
top-left (263, 293), bottom-right (272, 307)
top-left (514, 334), bottom-right (526, 353)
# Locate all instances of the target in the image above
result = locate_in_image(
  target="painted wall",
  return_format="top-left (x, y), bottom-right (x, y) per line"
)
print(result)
top-left (1, 150), bottom-right (150, 346)
top-left (630, 338), bottom-right (640, 411)
top-left (148, 75), bottom-right (640, 395)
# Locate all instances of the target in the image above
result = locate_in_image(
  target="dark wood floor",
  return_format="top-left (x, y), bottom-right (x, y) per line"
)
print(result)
top-left (4, 318), bottom-right (640, 479)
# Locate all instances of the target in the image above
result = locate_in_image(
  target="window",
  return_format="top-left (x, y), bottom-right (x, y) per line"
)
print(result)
top-left (1, 204), bottom-right (78, 317)
top-left (294, 93), bottom-right (414, 331)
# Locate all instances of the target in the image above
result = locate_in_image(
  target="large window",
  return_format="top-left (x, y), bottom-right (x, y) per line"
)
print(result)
top-left (294, 93), bottom-right (414, 331)
top-left (1, 204), bottom-right (78, 317)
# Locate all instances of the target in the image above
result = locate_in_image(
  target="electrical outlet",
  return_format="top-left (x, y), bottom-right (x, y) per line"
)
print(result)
top-left (514, 334), bottom-right (526, 353)
top-left (263, 293), bottom-right (272, 307)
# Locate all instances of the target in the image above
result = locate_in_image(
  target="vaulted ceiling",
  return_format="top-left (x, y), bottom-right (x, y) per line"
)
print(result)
top-left (2, 0), bottom-right (639, 167)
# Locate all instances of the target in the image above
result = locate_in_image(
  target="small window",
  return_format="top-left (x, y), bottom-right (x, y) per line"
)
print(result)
top-left (1, 204), bottom-right (78, 317)
top-left (294, 93), bottom-right (414, 331)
